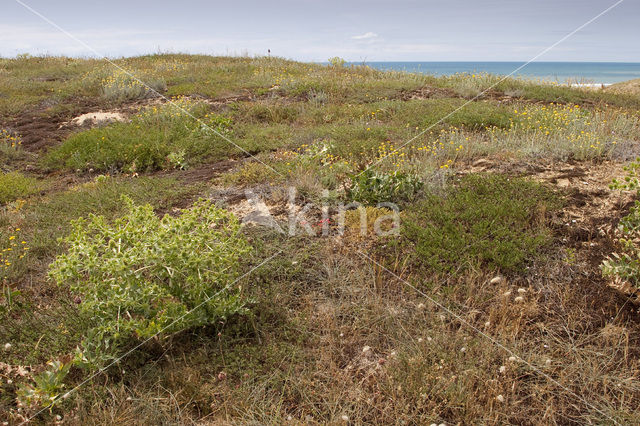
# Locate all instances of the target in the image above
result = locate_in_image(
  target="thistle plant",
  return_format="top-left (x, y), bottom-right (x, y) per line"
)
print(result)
top-left (49, 196), bottom-right (251, 367)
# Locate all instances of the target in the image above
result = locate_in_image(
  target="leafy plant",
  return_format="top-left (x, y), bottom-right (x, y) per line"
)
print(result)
top-left (602, 158), bottom-right (640, 303)
top-left (49, 196), bottom-right (251, 367)
top-left (166, 150), bottom-right (187, 170)
top-left (328, 57), bottom-right (346, 68)
top-left (401, 174), bottom-right (560, 275)
top-left (0, 285), bottom-right (21, 316)
top-left (347, 169), bottom-right (423, 205)
top-left (17, 360), bottom-right (71, 410)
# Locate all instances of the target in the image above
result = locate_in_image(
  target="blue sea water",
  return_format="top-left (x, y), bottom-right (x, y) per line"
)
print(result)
top-left (356, 62), bottom-right (640, 85)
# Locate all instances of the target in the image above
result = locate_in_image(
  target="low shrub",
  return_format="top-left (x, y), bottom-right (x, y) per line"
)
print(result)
top-left (347, 169), bottom-right (423, 205)
top-left (0, 172), bottom-right (40, 204)
top-left (401, 174), bottom-right (560, 275)
top-left (602, 159), bottom-right (640, 303)
top-left (101, 69), bottom-right (166, 102)
top-left (48, 197), bottom-right (251, 367)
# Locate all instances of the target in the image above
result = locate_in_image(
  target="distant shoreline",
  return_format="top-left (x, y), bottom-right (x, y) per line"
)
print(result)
top-left (348, 61), bottom-right (640, 85)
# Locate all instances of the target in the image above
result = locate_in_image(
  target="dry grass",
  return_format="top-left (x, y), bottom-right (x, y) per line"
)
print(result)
top-left (2, 54), bottom-right (640, 425)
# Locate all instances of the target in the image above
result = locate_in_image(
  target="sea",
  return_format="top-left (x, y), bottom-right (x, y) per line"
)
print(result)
top-left (354, 62), bottom-right (640, 85)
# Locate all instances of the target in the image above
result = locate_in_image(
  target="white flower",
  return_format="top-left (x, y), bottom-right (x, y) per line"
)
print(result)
top-left (503, 290), bottom-right (512, 297)
top-left (517, 288), bottom-right (527, 294)
top-left (496, 394), bottom-right (505, 403)
top-left (341, 415), bottom-right (349, 421)
top-left (417, 303), bottom-right (426, 310)
top-left (545, 359), bottom-right (552, 366)
top-left (499, 365), bottom-right (506, 373)
top-left (417, 338), bottom-right (424, 343)
top-left (508, 356), bottom-right (517, 362)
top-left (3, 343), bottom-right (11, 351)
top-left (490, 276), bottom-right (504, 285)
top-left (514, 296), bottom-right (524, 303)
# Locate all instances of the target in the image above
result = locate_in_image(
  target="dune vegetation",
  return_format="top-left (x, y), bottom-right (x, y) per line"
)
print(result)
top-left (2, 54), bottom-right (640, 424)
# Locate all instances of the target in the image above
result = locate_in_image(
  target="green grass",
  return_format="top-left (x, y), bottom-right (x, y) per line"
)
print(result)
top-left (400, 174), bottom-right (562, 275)
top-left (44, 100), bottom-right (234, 172)
top-left (0, 172), bottom-right (40, 204)
top-left (3, 54), bottom-right (640, 424)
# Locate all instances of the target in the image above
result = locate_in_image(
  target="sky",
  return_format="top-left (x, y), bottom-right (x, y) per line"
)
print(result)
top-left (1, 0), bottom-right (638, 62)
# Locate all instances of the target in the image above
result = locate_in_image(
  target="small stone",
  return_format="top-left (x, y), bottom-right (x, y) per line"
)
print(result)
top-left (484, 321), bottom-right (491, 327)
top-left (503, 290), bottom-right (512, 297)
top-left (362, 346), bottom-right (371, 353)
top-left (496, 394), bottom-right (505, 403)
top-left (341, 414), bottom-right (349, 421)
top-left (514, 296), bottom-right (524, 303)
top-left (545, 359), bottom-right (552, 366)
top-left (417, 303), bottom-right (426, 310)
top-left (417, 338), bottom-right (424, 343)
top-left (517, 288), bottom-right (527, 294)
top-left (3, 343), bottom-right (11, 351)
top-left (508, 356), bottom-right (517, 362)
top-left (460, 347), bottom-right (466, 353)
top-left (499, 365), bottom-right (506, 373)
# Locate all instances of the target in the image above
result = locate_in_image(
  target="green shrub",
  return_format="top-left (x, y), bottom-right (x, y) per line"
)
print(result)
top-left (347, 169), bottom-right (423, 205)
top-left (49, 197), bottom-right (251, 367)
top-left (328, 57), bottom-right (346, 68)
top-left (401, 174), bottom-right (560, 275)
top-left (44, 99), bottom-right (232, 172)
top-left (16, 360), bottom-right (71, 410)
top-left (601, 158), bottom-right (640, 302)
top-left (0, 171), bottom-right (40, 204)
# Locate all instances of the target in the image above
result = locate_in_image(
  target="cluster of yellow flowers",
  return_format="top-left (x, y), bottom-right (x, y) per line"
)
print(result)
top-left (487, 103), bottom-right (625, 157)
top-left (253, 66), bottom-right (298, 88)
top-left (138, 95), bottom-right (198, 120)
top-left (101, 69), bottom-right (150, 93)
top-left (1, 129), bottom-right (22, 149)
top-left (1, 229), bottom-right (28, 279)
top-left (152, 58), bottom-right (188, 73)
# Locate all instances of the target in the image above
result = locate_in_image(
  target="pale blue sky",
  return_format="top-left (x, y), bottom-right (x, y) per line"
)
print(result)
top-left (1, 0), bottom-right (638, 61)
